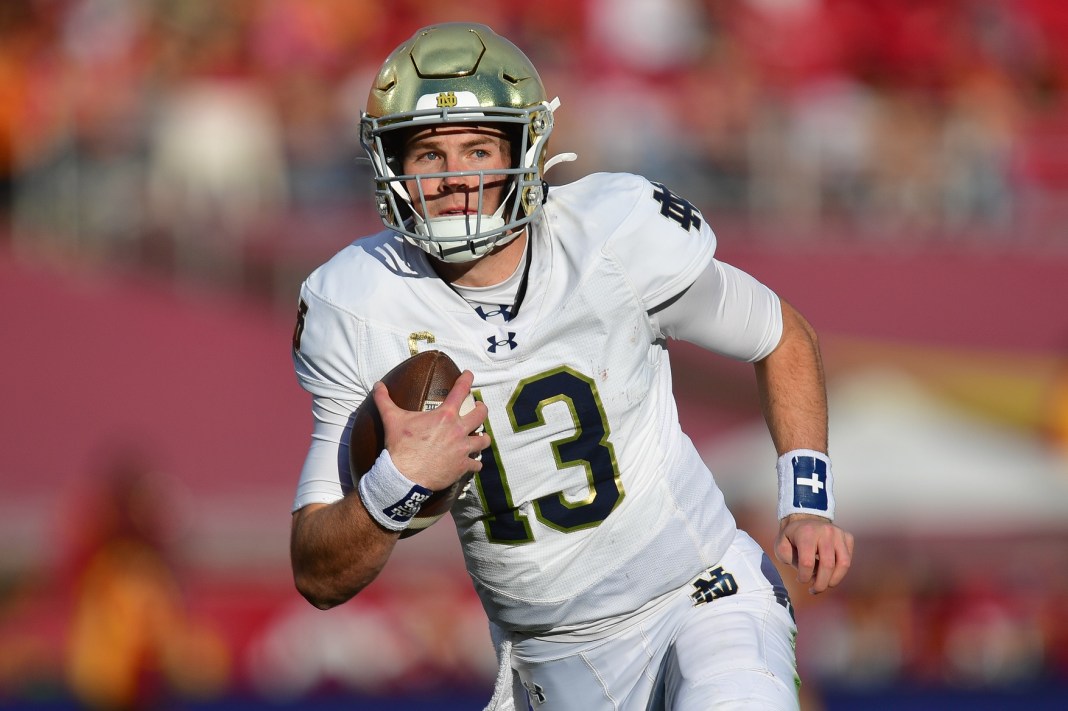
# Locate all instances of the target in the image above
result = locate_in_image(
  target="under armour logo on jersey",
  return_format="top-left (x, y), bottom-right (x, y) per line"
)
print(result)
top-left (691, 565), bottom-right (739, 606)
top-left (487, 332), bottom-right (518, 353)
top-left (475, 304), bottom-right (514, 322)
top-left (791, 455), bottom-right (829, 511)
top-left (652, 182), bottom-right (703, 233)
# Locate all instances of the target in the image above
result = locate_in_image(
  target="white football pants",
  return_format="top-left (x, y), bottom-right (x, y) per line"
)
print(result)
top-left (489, 530), bottom-right (800, 711)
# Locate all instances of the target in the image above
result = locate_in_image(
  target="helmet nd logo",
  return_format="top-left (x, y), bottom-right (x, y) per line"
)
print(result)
top-left (436, 92), bottom-right (458, 108)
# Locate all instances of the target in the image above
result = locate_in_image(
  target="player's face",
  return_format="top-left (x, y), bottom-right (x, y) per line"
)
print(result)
top-left (400, 125), bottom-right (513, 220)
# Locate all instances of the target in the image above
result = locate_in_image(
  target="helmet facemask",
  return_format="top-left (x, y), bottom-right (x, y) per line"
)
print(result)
top-left (361, 101), bottom-right (556, 263)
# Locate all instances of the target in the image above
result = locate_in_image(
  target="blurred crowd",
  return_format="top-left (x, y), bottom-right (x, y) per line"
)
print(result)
top-left (2, 453), bottom-right (1064, 709)
top-left (3, 462), bottom-right (1064, 708)
top-left (779, 532), bottom-right (1068, 698)
top-left (1, 0), bottom-right (1067, 304)
top-left (2, 1), bottom-right (1068, 707)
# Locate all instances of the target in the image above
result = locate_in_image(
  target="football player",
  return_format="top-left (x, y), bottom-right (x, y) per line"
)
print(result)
top-left (289, 22), bottom-right (854, 710)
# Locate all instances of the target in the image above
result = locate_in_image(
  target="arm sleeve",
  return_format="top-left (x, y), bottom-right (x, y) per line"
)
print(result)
top-left (290, 281), bottom-right (368, 511)
top-left (292, 394), bottom-right (356, 511)
top-left (653, 257), bottom-right (783, 363)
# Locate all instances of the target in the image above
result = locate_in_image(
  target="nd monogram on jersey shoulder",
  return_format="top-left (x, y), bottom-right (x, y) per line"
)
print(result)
top-left (651, 181), bottom-right (703, 233)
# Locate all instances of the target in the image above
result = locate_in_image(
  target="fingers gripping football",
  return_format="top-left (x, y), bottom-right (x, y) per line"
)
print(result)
top-left (373, 369), bottom-right (489, 491)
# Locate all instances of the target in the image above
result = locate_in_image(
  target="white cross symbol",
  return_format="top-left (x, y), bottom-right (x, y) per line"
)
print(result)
top-left (797, 473), bottom-right (824, 494)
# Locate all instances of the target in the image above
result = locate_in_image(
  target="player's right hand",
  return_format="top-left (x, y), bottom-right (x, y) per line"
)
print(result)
top-left (776, 514), bottom-right (854, 595)
top-left (373, 370), bottom-right (490, 490)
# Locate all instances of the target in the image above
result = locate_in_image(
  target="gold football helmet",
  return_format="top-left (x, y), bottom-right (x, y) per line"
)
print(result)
top-left (360, 23), bottom-right (565, 263)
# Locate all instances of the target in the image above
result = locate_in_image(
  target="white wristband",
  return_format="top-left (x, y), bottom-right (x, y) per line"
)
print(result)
top-left (776, 449), bottom-right (835, 521)
top-left (357, 449), bottom-right (433, 532)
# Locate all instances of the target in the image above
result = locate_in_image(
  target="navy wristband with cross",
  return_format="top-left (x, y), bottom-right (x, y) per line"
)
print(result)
top-left (776, 449), bottom-right (835, 520)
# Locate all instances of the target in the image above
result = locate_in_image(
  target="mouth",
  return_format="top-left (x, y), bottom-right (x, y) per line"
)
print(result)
top-left (435, 207), bottom-right (479, 218)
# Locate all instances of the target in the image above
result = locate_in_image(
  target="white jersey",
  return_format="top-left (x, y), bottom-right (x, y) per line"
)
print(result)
top-left (292, 172), bottom-right (779, 633)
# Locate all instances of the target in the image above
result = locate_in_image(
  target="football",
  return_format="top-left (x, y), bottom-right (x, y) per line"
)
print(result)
top-left (349, 350), bottom-right (476, 538)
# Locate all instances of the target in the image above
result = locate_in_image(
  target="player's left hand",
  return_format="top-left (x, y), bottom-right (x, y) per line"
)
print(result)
top-left (775, 514), bottom-right (854, 595)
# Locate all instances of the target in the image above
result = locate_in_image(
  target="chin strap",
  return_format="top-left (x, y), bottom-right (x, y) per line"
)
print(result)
top-left (544, 151), bottom-right (578, 173)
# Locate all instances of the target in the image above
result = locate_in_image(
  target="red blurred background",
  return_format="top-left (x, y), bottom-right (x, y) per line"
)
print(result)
top-left (2, 1), bottom-right (1068, 709)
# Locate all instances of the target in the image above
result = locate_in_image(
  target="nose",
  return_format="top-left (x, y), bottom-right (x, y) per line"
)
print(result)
top-left (440, 162), bottom-right (476, 192)
top-left (440, 174), bottom-right (466, 191)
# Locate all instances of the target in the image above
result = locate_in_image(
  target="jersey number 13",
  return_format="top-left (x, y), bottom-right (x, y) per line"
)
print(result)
top-left (474, 366), bottom-right (625, 544)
